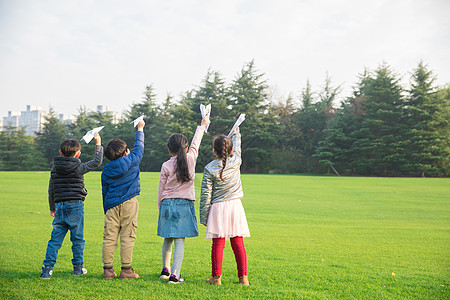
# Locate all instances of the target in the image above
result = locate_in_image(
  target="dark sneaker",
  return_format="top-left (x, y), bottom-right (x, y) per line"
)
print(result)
top-left (168, 274), bottom-right (185, 284)
top-left (160, 267), bottom-right (170, 279)
top-left (40, 266), bottom-right (53, 279)
top-left (73, 264), bottom-right (87, 276)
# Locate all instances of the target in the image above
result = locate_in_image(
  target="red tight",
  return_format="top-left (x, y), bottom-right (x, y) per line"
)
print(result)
top-left (211, 236), bottom-right (247, 277)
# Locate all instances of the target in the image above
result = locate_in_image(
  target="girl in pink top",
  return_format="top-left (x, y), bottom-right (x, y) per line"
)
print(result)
top-left (157, 115), bottom-right (209, 284)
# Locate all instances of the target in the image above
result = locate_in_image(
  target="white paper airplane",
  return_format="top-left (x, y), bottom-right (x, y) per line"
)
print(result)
top-left (200, 104), bottom-right (211, 132)
top-left (228, 114), bottom-right (245, 137)
top-left (130, 115), bottom-right (144, 127)
top-left (81, 126), bottom-right (104, 144)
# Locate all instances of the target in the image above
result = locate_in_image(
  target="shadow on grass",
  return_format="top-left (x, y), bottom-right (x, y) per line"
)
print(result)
top-left (0, 269), bottom-right (166, 283)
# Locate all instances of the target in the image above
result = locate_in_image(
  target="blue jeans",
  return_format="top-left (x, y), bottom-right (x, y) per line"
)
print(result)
top-left (43, 201), bottom-right (85, 267)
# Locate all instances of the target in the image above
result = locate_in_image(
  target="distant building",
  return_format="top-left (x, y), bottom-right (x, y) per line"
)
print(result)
top-left (3, 111), bottom-right (21, 129)
top-left (2, 106), bottom-right (46, 136)
top-left (19, 105), bottom-right (47, 136)
top-left (2, 104), bottom-right (122, 135)
top-left (59, 113), bottom-right (76, 124)
top-left (97, 105), bottom-right (122, 124)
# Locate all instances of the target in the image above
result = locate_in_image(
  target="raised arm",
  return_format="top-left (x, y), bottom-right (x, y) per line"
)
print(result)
top-left (78, 133), bottom-right (103, 174)
top-left (188, 115), bottom-right (209, 159)
top-left (130, 120), bottom-right (145, 164)
top-left (200, 167), bottom-right (214, 225)
top-left (78, 146), bottom-right (103, 174)
top-left (188, 126), bottom-right (205, 160)
top-left (231, 130), bottom-right (241, 158)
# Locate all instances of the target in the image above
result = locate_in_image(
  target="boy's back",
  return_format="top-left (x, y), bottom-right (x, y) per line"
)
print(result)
top-left (101, 130), bottom-right (144, 213)
top-left (100, 121), bottom-right (144, 279)
top-left (49, 148), bottom-right (103, 210)
top-left (41, 135), bottom-right (103, 279)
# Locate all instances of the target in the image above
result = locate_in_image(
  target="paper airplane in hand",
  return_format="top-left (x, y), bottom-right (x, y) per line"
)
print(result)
top-left (130, 115), bottom-right (145, 127)
top-left (200, 104), bottom-right (211, 132)
top-left (228, 114), bottom-right (245, 136)
top-left (81, 126), bottom-right (104, 144)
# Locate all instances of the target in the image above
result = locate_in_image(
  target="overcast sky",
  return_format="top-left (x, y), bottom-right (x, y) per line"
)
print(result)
top-left (1, 0), bottom-right (449, 119)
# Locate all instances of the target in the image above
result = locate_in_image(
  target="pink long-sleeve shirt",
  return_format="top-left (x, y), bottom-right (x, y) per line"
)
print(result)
top-left (158, 126), bottom-right (205, 208)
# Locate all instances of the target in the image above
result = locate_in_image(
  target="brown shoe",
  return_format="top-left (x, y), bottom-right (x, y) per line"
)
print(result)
top-left (103, 267), bottom-right (117, 279)
top-left (119, 266), bottom-right (140, 279)
top-left (239, 275), bottom-right (249, 285)
top-left (205, 275), bottom-right (222, 285)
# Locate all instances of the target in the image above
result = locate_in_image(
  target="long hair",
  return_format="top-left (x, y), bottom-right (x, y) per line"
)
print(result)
top-left (213, 135), bottom-right (233, 181)
top-left (167, 133), bottom-right (190, 182)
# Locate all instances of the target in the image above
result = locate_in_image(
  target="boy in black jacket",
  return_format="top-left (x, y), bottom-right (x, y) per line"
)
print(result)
top-left (40, 133), bottom-right (103, 279)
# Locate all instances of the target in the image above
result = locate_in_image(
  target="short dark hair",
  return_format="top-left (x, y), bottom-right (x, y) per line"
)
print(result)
top-left (60, 139), bottom-right (81, 157)
top-left (105, 139), bottom-right (128, 161)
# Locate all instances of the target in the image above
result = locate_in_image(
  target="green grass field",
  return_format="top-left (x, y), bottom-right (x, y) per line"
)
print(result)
top-left (0, 172), bottom-right (449, 299)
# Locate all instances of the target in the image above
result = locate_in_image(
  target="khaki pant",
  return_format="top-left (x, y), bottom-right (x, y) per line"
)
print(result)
top-left (102, 197), bottom-right (139, 268)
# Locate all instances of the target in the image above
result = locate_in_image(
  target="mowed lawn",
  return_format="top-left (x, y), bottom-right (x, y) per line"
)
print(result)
top-left (0, 171), bottom-right (449, 299)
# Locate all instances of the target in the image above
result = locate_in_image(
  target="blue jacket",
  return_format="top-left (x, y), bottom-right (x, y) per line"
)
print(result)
top-left (101, 131), bottom-right (144, 213)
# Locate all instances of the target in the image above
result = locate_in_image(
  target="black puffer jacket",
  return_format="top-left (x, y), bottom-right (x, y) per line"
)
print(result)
top-left (48, 145), bottom-right (103, 211)
top-left (51, 157), bottom-right (87, 203)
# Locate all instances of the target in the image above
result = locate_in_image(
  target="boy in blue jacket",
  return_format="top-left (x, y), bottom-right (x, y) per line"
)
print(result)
top-left (101, 120), bottom-right (144, 279)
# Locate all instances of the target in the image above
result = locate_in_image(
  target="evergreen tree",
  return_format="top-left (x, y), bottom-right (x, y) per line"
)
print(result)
top-left (353, 64), bottom-right (406, 175)
top-left (319, 72), bottom-right (342, 108)
top-left (65, 107), bottom-right (104, 166)
top-left (194, 70), bottom-right (232, 136)
top-left (435, 85), bottom-right (450, 176)
top-left (314, 99), bottom-right (362, 175)
top-left (125, 84), bottom-right (168, 171)
top-left (68, 106), bottom-right (98, 141)
top-left (0, 126), bottom-right (47, 170)
top-left (184, 70), bottom-right (232, 170)
top-left (227, 60), bottom-right (277, 172)
top-left (294, 75), bottom-right (339, 173)
top-left (293, 81), bottom-right (319, 172)
top-left (301, 79), bottom-right (314, 110)
top-left (36, 107), bottom-right (67, 166)
top-left (86, 109), bottom-right (116, 169)
top-left (268, 94), bottom-right (303, 173)
top-left (403, 63), bottom-right (450, 176)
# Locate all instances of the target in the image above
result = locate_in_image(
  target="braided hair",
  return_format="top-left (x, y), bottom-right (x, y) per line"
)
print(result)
top-left (167, 133), bottom-right (191, 183)
top-left (213, 135), bottom-right (233, 181)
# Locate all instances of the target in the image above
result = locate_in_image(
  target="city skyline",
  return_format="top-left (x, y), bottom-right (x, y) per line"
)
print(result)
top-left (1, 104), bottom-right (121, 136)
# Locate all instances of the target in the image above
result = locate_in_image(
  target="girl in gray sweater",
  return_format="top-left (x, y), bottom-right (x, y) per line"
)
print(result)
top-left (200, 128), bottom-right (250, 285)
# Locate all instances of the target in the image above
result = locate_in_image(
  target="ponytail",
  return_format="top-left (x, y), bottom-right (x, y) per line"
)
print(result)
top-left (213, 135), bottom-right (233, 181)
top-left (167, 133), bottom-right (191, 183)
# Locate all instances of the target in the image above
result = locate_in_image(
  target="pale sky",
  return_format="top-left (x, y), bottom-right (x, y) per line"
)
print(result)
top-left (1, 0), bottom-right (449, 119)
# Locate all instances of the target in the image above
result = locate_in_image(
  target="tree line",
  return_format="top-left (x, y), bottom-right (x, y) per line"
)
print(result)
top-left (1, 60), bottom-right (449, 176)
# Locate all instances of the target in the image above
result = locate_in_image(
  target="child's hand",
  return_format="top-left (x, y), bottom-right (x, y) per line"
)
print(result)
top-left (137, 120), bottom-right (145, 131)
top-left (94, 132), bottom-right (101, 145)
top-left (50, 211), bottom-right (55, 217)
top-left (201, 114), bottom-right (210, 127)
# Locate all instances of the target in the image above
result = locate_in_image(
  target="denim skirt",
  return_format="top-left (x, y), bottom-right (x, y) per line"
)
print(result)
top-left (157, 198), bottom-right (199, 238)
